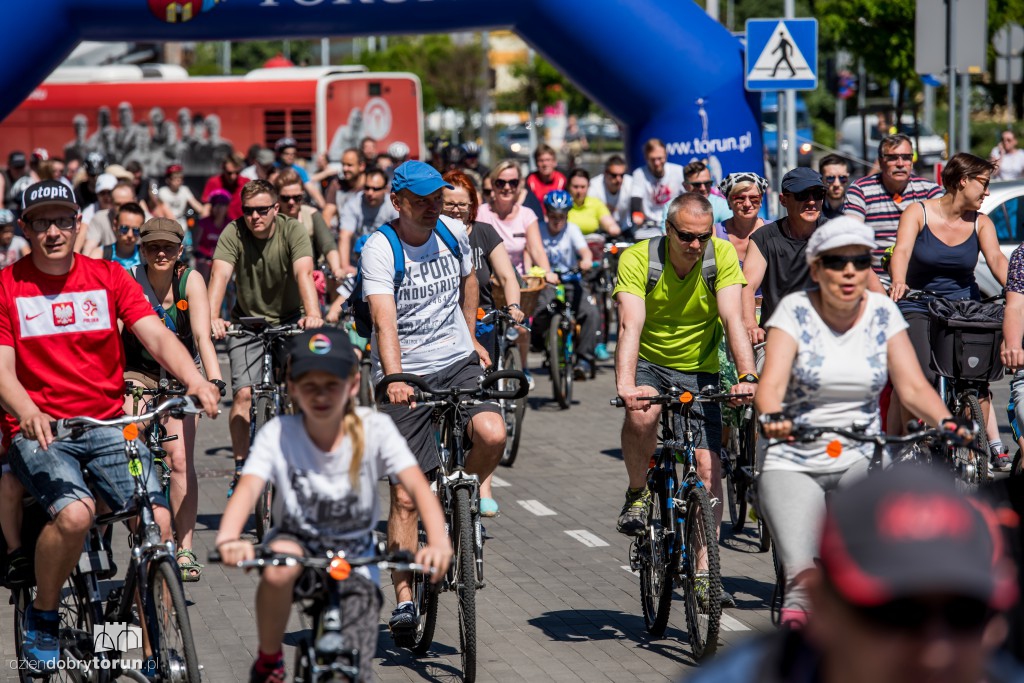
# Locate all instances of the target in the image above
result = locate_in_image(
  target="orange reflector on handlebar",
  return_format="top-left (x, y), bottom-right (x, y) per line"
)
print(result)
top-left (678, 391), bottom-right (694, 405)
top-left (476, 307), bottom-right (486, 321)
top-left (631, 211), bottom-right (646, 225)
top-left (328, 557), bottom-right (352, 580)
top-left (610, 245), bottom-right (619, 255)
top-left (648, 456), bottom-right (657, 469)
top-left (122, 423), bottom-right (139, 441)
top-left (826, 440), bottom-right (843, 458)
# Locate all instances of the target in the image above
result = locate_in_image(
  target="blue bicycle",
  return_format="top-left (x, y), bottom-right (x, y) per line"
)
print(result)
top-left (611, 385), bottom-right (747, 659)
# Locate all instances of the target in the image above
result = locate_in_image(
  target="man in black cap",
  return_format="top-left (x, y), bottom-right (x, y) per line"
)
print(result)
top-left (4, 152), bottom-right (31, 214)
top-left (742, 168), bottom-right (884, 346)
top-left (687, 465), bottom-right (1022, 683)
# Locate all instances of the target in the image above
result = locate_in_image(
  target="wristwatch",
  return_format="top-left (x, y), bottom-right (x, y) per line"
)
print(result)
top-left (507, 303), bottom-right (521, 310)
top-left (738, 373), bottom-right (759, 384)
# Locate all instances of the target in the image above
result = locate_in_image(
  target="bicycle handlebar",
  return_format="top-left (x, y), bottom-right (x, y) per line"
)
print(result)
top-left (376, 368), bottom-right (529, 404)
top-left (224, 324), bottom-right (303, 339)
top-left (479, 307), bottom-right (532, 332)
top-left (610, 386), bottom-right (752, 408)
top-left (207, 548), bottom-right (431, 574)
top-left (770, 423), bottom-right (980, 452)
top-left (50, 396), bottom-right (204, 440)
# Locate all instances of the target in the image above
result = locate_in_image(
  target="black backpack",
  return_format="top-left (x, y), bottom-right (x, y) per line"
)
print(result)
top-left (644, 236), bottom-right (718, 295)
top-left (348, 220), bottom-right (463, 338)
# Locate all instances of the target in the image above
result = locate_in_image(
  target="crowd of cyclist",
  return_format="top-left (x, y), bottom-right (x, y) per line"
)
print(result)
top-left (0, 126), bottom-right (1022, 682)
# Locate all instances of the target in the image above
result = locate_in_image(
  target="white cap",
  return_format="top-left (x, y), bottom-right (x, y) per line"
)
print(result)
top-left (95, 173), bottom-right (117, 194)
top-left (805, 216), bottom-right (876, 264)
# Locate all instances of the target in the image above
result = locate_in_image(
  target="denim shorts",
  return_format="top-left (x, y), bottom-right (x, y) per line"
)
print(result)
top-left (8, 427), bottom-right (166, 519)
top-left (634, 358), bottom-right (722, 454)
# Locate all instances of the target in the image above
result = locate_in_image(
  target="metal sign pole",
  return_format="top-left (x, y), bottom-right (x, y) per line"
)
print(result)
top-left (947, 0), bottom-right (957, 154)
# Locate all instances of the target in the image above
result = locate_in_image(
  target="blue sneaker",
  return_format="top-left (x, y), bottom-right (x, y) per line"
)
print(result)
top-left (594, 343), bottom-right (611, 361)
top-left (522, 369), bottom-right (535, 392)
top-left (22, 604), bottom-right (60, 674)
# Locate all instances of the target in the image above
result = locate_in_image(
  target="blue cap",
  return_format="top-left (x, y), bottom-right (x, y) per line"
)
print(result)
top-left (781, 167), bottom-right (825, 193)
top-left (391, 161), bottom-right (454, 196)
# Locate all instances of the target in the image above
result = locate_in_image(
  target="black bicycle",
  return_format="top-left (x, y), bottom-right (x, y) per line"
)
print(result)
top-left (480, 307), bottom-right (530, 467)
top-left (761, 421), bottom-right (980, 624)
top-left (545, 270), bottom-right (583, 409)
top-left (225, 317), bottom-right (303, 542)
top-left (210, 544), bottom-right (427, 682)
top-left (377, 369), bottom-right (527, 683)
top-left (611, 385), bottom-right (749, 660)
top-left (12, 396), bottom-right (205, 682)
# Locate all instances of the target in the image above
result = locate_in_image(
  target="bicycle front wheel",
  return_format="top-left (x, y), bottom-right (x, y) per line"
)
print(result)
top-left (146, 558), bottom-right (201, 682)
top-left (548, 313), bottom-right (569, 409)
top-left (682, 485), bottom-right (722, 660)
top-left (499, 347), bottom-right (527, 467)
top-left (453, 487), bottom-right (477, 683)
top-left (639, 471), bottom-right (677, 636)
top-left (408, 524), bottom-right (440, 655)
top-left (252, 395), bottom-right (276, 541)
top-left (957, 394), bottom-right (990, 488)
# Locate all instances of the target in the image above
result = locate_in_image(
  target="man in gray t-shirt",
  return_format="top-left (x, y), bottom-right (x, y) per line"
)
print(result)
top-left (338, 168), bottom-right (398, 274)
top-left (362, 161), bottom-right (506, 639)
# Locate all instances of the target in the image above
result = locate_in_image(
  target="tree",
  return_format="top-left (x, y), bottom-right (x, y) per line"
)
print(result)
top-left (501, 57), bottom-right (596, 115)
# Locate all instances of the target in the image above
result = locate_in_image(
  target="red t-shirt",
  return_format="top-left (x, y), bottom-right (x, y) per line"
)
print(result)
top-left (526, 171), bottom-right (567, 206)
top-left (0, 256), bottom-right (156, 439)
top-left (201, 174), bottom-right (247, 222)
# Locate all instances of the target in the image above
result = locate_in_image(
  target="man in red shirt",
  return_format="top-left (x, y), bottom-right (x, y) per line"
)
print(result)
top-left (0, 180), bottom-right (221, 674)
top-left (525, 144), bottom-right (567, 207)
top-left (202, 152), bottom-right (246, 221)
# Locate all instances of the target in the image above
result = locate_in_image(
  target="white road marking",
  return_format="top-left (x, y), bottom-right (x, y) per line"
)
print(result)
top-left (517, 499), bottom-right (557, 516)
top-left (719, 613), bottom-right (751, 632)
top-left (564, 530), bottom-right (609, 547)
top-left (491, 475), bottom-right (511, 488)
top-left (621, 565), bottom-right (639, 576)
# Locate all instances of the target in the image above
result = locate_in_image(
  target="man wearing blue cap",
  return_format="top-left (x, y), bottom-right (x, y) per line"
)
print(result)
top-left (361, 160), bottom-right (506, 638)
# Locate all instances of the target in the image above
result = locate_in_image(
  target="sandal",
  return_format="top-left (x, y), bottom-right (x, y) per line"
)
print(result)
top-left (176, 549), bottom-right (203, 583)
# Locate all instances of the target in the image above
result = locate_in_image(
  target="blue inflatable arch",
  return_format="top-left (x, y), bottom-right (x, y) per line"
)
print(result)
top-left (3, 0), bottom-right (762, 174)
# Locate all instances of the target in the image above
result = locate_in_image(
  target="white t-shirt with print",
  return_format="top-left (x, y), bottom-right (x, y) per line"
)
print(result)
top-left (158, 185), bottom-right (197, 226)
top-left (539, 221), bottom-right (587, 272)
top-left (242, 409), bottom-right (417, 582)
top-left (763, 291), bottom-right (908, 473)
top-left (361, 214), bottom-right (475, 381)
top-left (630, 162), bottom-right (685, 223)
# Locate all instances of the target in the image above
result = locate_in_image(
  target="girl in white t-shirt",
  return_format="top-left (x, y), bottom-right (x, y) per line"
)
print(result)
top-left (215, 328), bottom-right (451, 683)
top-left (754, 217), bottom-right (960, 628)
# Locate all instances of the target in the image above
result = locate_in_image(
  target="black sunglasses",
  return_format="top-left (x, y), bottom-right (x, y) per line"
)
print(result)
top-left (364, 185), bottom-right (387, 192)
top-left (606, 172), bottom-right (625, 179)
top-left (882, 153), bottom-right (914, 163)
top-left (852, 597), bottom-right (993, 634)
top-left (824, 175), bottom-right (849, 185)
top-left (242, 205), bottom-right (275, 216)
top-left (667, 222), bottom-right (714, 244)
top-left (118, 225), bottom-right (141, 236)
top-left (686, 180), bottom-right (713, 189)
top-left (819, 253), bottom-right (872, 271)
top-left (494, 178), bottom-right (520, 190)
top-left (279, 194), bottom-right (304, 203)
top-left (791, 188), bottom-right (826, 202)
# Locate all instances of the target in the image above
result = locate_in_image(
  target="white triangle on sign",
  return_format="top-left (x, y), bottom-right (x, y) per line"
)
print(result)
top-left (750, 21), bottom-right (814, 81)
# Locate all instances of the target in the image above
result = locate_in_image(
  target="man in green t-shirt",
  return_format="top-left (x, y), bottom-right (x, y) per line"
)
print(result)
top-left (208, 179), bottom-right (323, 495)
top-left (612, 193), bottom-right (758, 557)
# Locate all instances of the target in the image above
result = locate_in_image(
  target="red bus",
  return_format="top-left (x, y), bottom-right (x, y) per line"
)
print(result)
top-left (0, 65), bottom-right (425, 178)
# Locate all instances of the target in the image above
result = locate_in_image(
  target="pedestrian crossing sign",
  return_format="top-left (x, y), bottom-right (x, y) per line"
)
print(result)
top-left (745, 18), bottom-right (818, 91)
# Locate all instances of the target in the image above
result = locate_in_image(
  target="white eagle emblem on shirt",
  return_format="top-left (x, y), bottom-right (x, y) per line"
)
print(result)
top-left (52, 302), bottom-right (75, 326)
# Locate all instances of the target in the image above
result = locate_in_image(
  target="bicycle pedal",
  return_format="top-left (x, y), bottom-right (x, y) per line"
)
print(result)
top-left (709, 497), bottom-right (721, 509)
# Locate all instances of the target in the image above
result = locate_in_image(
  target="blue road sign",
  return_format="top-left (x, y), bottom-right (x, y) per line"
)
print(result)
top-left (745, 18), bottom-right (818, 91)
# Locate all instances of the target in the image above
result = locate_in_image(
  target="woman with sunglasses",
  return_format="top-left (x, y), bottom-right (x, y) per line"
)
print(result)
top-left (888, 154), bottom-right (1008, 450)
top-left (756, 217), bottom-right (962, 628)
top-left (122, 217), bottom-right (224, 582)
top-left (718, 172), bottom-right (768, 265)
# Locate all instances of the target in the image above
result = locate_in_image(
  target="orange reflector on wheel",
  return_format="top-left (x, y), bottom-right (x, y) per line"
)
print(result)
top-left (122, 423), bottom-right (139, 441)
top-left (826, 440), bottom-right (843, 458)
top-left (328, 557), bottom-right (352, 581)
top-left (678, 391), bottom-right (694, 405)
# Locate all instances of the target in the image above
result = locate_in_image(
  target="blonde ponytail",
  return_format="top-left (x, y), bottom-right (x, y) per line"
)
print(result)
top-left (343, 372), bottom-right (365, 489)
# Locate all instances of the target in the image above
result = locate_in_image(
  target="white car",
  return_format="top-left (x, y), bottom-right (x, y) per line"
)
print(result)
top-left (977, 179), bottom-right (1024, 297)
top-left (838, 114), bottom-right (946, 170)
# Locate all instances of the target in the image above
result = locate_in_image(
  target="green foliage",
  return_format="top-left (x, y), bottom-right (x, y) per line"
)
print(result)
top-left (188, 40), bottom-right (318, 76)
top-left (506, 58), bottom-right (596, 115)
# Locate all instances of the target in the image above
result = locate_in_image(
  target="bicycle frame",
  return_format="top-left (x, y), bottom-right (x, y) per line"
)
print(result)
top-left (432, 401), bottom-right (484, 586)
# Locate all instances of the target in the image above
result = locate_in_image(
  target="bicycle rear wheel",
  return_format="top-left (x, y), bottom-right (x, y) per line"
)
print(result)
top-left (638, 471), bottom-right (677, 636)
top-left (548, 313), bottom-right (569, 409)
top-left (499, 348), bottom-right (527, 467)
top-left (146, 557), bottom-right (201, 682)
top-left (453, 487), bottom-right (477, 682)
top-left (682, 485), bottom-right (722, 660)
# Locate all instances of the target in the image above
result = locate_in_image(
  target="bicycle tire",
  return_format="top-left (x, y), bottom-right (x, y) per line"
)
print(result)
top-left (408, 525), bottom-right (440, 655)
top-left (563, 321), bottom-right (575, 406)
top-left (769, 543), bottom-right (784, 627)
top-left (358, 360), bottom-right (373, 407)
top-left (639, 471), bottom-right (676, 636)
top-left (499, 348), bottom-right (527, 467)
top-left (146, 557), bottom-right (201, 682)
top-left (252, 394), bottom-right (276, 542)
top-left (682, 485), bottom-right (722, 660)
top-left (292, 638), bottom-right (315, 683)
top-left (1014, 448), bottom-right (1023, 477)
top-left (548, 312), bottom-right (569, 409)
top-left (757, 512), bottom-right (772, 553)
top-left (453, 487), bottom-right (477, 683)
top-left (953, 394), bottom-right (989, 488)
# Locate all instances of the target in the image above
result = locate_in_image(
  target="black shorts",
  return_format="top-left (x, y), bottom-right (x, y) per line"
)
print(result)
top-left (634, 358), bottom-right (722, 454)
top-left (380, 353), bottom-right (500, 474)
